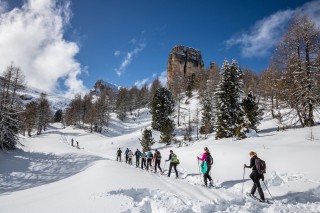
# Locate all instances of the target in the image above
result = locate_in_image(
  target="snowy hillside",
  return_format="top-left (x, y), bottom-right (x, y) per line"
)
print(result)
top-left (1, 97), bottom-right (320, 212)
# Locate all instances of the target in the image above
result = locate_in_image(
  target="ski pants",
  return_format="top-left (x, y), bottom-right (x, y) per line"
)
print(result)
top-left (116, 154), bottom-right (121, 161)
top-left (154, 160), bottom-right (162, 173)
top-left (146, 158), bottom-right (152, 170)
top-left (136, 157), bottom-right (140, 167)
top-left (203, 166), bottom-right (212, 185)
top-left (250, 171), bottom-right (265, 200)
top-left (125, 154), bottom-right (128, 163)
top-left (128, 158), bottom-right (132, 165)
top-left (168, 162), bottom-right (178, 177)
top-left (141, 158), bottom-right (146, 169)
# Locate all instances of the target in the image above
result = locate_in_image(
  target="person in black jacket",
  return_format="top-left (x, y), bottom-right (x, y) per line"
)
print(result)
top-left (244, 151), bottom-right (265, 202)
top-left (166, 150), bottom-right (179, 178)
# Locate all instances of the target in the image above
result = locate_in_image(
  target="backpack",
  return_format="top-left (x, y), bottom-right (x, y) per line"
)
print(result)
top-left (255, 158), bottom-right (266, 175)
top-left (206, 153), bottom-right (213, 166)
top-left (171, 153), bottom-right (180, 164)
top-left (201, 161), bottom-right (208, 174)
top-left (147, 151), bottom-right (153, 158)
top-left (136, 150), bottom-right (141, 157)
top-left (156, 151), bottom-right (161, 160)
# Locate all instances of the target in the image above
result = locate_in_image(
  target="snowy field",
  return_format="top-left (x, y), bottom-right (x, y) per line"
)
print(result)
top-left (1, 106), bottom-right (320, 212)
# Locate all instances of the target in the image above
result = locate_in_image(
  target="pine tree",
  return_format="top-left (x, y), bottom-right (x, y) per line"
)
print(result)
top-left (242, 91), bottom-right (263, 131)
top-left (151, 87), bottom-right (174, 131)
top-left (53, 109), bottom-right (63, 122)
top-left (215, 59), bottom-right (246, 139)
top-left (199, 99), bottom-right (214, 136)
top-left (159, 117), bottom-right (175, 144)
top-left (139, 128), bottom-right (155, 152)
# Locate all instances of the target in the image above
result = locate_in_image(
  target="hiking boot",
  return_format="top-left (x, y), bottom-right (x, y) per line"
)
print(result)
top-left (209, 180), bottom-right (213, 187)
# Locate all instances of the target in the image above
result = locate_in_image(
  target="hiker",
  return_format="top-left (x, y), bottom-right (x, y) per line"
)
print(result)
top-left (128, 150), bottom-right (133, 165)
top-left (134, 149), bottom-right (141, 167)
top-left (76, 141), bottom-right (80, 149)
top-left (71, 138), bottom-right (74, 147)
top-left (197, 147), bottom-right (213, 187)
top-left (116, 148), bottom-right (122, 161)
top-left (125, 148), bottom-right (129, 163)
top-left (244, 151), bottom-right (265, 202)
top-left (146, 149), bottom-right (153, 170)
top-left (141, 151), bottom-right (147, 169)
top-left (153, 149), bottom-right (162, 173)
top-left (166, 150), bottom-right (179, 178)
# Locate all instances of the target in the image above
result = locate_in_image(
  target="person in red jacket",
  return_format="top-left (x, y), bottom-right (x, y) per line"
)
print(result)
top-left (197, 147), bottom-right (213, 187)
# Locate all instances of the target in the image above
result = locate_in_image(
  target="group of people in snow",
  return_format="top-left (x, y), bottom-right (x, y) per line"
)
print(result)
top-left (116, 148), bottom-right (179, 178)
top-left (116, 147), bottom-right (265, 202)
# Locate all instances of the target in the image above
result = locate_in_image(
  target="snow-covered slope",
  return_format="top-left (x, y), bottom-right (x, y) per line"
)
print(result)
top-left (1, 100), bottom-right (320, 212)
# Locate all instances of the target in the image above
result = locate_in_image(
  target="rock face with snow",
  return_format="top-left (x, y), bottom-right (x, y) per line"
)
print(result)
top-left (167, 45), bottom-right (204, 86)
top-left (91, 80), bottom-right (120, 95)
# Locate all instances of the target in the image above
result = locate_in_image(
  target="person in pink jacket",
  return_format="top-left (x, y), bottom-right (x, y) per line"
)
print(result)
top-left (197, 147), bottom-right (213, 187)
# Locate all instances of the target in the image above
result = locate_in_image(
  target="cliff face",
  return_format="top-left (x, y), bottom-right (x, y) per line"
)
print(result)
top-left (91, 80), bottom-right (120, 95)
top-left (167, 45), bottom-right (204, 86)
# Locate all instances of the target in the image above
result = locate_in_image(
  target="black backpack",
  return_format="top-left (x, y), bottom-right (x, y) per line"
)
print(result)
top-left (156, 151), bottom-right (161, 160)
top-left (255, 158), bottom-right (266, 175)
top-left (206, 153), bottom-right (213, 166)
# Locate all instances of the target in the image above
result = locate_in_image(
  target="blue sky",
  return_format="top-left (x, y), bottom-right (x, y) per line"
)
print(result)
top-left (0, 0), bottom-right (319, 97)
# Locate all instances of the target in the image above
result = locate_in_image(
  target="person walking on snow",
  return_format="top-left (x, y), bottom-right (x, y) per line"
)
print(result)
top-left (153, 149), bottom-right (162, 173)
top-left (141, 151), bottom-right (147, 169)
top-left (134, 149), bottom-right (141, 167)
top-left (116, 148), bottom-right (122, 161)
top-left (197, 147), bottom-right (213, 187)
top-left (128, 150), bottom-right (133, 165)
top-left (125, 148), bottom-right (129, 163)
top-left (146, 150), bottom-right (153, 170)
top-left (166, 150), bottom-right (179, 178)
top-left (244, 151), bottom-right (265, 202)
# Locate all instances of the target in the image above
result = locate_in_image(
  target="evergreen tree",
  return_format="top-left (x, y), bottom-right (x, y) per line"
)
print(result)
top-left (242, 91), bottom-right (263, 131)
top-left (139, 128), bottom-right (155, 152)
top-left (215, 59), bottom-right (246, 139)
top-left (159, 117), bottom-right (175, 144)
top-left (199, 99), bottom-right (214, 136)
top-left (151, 87), bottom-right (174, 131)
top-left (53, 109), bottom-right (63, 122)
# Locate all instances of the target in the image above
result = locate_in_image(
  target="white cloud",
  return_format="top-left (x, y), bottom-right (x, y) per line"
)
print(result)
top-left (226, 0), bottom-right (320, 58)
top-left (115, 39), bottom-right (146, 77)
top-left (226, 10), bottom-right (293, 58)
top-left (134, 78), bottom-right (149, 88)
top-left (0, 0), bottom-right (87, 98)
top-left (158, 71), bottom-right (167, 87)
top-left (298, 0), bottom-right (320, 27)
top-left (114, 50), bottom-right (121, 57)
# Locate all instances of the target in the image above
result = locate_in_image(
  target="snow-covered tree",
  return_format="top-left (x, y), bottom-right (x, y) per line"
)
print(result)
top-left (139, 128), bottom-right (155, 152)
top-left (276, 15), bottom-right (320, 127)
top-left (159, 117), bottom-right (175, 144)
top-left (151, 87), bottom-right (174, 131)
top-left (215, 59), bottom-right (246, 139)
top-left (199, 99), bottom-right (214, 136)
top-left (0, 63), bottom-right (24, 150)
top-left (37, 93), bottom-right (51, 135)
top-left (242, 91), bottom-right (263, 131)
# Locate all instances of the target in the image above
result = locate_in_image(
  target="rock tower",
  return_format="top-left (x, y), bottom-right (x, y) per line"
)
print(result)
top-left (167, 45), bottom-right (204, 86)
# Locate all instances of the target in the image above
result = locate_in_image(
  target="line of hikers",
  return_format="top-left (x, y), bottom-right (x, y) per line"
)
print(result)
top-left (117, 147), bottom-right (266, 202)
top-left (116, 148), bottom-right (180, 178)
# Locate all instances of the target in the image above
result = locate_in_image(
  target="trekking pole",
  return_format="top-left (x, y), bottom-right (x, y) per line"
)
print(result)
top-left (198, 159), bottom-right (202, 184)
top-left (162, 161), bottom-right (167, 174)
top-left (263, 181), bottom-right (274, 200)
top-left (241, 166), bottom-right (245, 194)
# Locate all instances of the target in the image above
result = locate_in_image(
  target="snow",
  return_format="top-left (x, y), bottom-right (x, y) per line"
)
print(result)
top-left (1, 98), bottom-right (320, 212)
